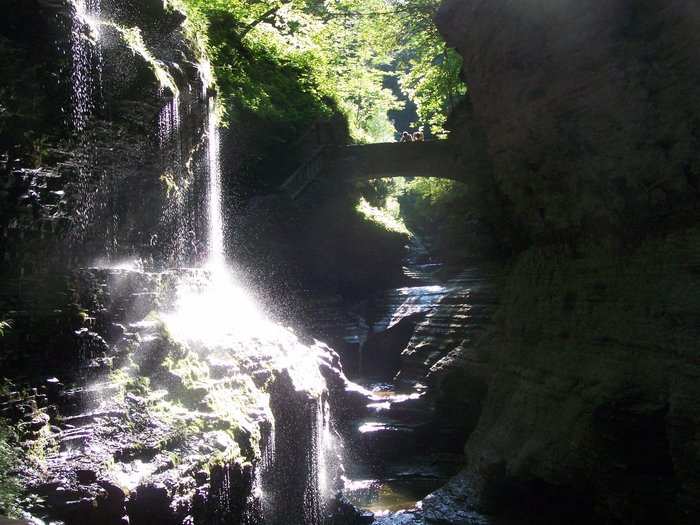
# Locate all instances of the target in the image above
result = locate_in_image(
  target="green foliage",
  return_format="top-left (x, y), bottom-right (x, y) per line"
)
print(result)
top-left (359, 176), bottom-right (493, 260)
top-left (392, 1), bottom-right (466, 136)
top-left (27, 135), bottom-right (50, 168)
top-left (355, 176), bottom-right (479, 252)
top-left (0, 382), bottom-right (20, 518)
top-left (174, 0), bottom-right (337, 135)
top-left (312, 0), bottom-right (403, 142)
top-left (0, 422), bottom-right (20, 518)
top-left (172, 0), bottom-right (464, 142)
top-left (356, 196), bottom-right (411, 236)
top-left (403, 177), bottom-right (457, 205)
top-left (113, 24), bottom-right (180, 97)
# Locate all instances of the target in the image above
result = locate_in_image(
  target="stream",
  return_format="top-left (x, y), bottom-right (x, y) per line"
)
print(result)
top-left (300, 237), bottom-right (500, 521)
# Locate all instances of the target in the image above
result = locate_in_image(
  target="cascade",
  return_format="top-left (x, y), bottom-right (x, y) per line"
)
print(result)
top-left (154, 48), bottom-right (341, 525)
top-left (9, 3), bottom-right (346, 522)
top-left (156, 88), bottom-right (192, 267)
top-left (206, 96), bottom-right (226, 269)
top-left (70, 0), bottom-right (102, 131)
top-left (158, 93), bottom-right (181, 147)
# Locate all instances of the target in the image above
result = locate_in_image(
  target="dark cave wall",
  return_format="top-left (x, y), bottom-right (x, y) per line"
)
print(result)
top-left (435, 0), bottom-right (700, 522)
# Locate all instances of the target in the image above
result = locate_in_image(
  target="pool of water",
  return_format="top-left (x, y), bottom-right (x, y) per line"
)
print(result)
top-left (344, 477), bottom-right (446, 515)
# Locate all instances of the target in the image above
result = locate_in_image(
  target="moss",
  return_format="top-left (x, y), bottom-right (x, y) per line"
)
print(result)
top-left (113, 319), bottom-right (268, 466)
top-left (113, 24), bottom-right (180, 98)
top-left (111, 368), bottom-right (150, 398)
top-left (0, 418), bottom-right (21, 518)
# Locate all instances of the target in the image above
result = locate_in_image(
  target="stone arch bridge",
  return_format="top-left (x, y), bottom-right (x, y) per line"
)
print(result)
top-left (280, 140), bottom-right (486, 199)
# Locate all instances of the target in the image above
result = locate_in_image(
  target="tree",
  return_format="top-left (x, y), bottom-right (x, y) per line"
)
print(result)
top-left (175, 0), bottom-right (465, 141)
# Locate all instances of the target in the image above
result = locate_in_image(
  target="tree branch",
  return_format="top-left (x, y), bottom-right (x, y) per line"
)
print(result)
top-left (239, 2), bottom-right (290, 39)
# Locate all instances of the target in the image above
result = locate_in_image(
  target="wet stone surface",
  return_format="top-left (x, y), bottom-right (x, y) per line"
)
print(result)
top-left (2, 267), bottom-right (360, 525)
top-left (303, 239), bottom-right (501, 524)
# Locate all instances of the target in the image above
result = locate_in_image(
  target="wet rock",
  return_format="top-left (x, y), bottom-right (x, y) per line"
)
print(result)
top-left (397, 277), bottom-right (498, 386)
top-left (46, 377), bottom-right (64, 398)
top-left (425, 345), bottom-right (490, 444)
top-left (106, 323), bottom-right (126, 343)
top-left (76, 469), bottom-right (97, 485)
top-left (97, 480), bottom-right (128, 511)
top-left (268, 370), bottom-right (334, 525)
top-left (193, 469), bottom-right (208, 486)
top-left (127, 482), bottom-right (175, 525)
top-left (0, 517), bottom-right (34, 525)
top-left (362, 312), bottom-right (425, 380)
top-left (200, 462), bottom-right (261, 525)
top-left (372, 511), bottom-right (425, 525)
top-left (75, 328), bottom-right (110, 364)
top-left (419, 471), bottom-right (491, 525)
top-left (24, 411), bottom-right (50, 432)
top-left (325, 493), bottom-right (374, 524)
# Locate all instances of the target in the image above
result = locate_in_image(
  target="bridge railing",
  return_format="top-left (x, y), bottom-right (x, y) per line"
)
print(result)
top-left (279, 146), bottom-right (327, 199)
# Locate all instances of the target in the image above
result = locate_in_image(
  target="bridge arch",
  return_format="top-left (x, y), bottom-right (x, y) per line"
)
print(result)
top-left (280, 139), bottom-right (488, 198)
top-left (325, 141), bottom-right (466, 182)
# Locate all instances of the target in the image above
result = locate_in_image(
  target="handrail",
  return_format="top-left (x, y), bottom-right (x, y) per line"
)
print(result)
top-left (279, 145), bottom-right (327, 199)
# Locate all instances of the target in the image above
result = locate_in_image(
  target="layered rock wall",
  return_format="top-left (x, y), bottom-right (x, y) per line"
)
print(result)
top-left (1, 0), bottom-right (215, 277)
top-left (438, 0), bottom-right (700, 244)
top-left (434, 1), bottom-right (700, 522)
top-left (0, 0), bottom-right (210, 364)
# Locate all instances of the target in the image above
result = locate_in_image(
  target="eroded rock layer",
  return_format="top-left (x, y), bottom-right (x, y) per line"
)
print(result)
top-left (438, 0), bottom-right (700, 245)
top-left (431, 1), bottom-right (700, 523)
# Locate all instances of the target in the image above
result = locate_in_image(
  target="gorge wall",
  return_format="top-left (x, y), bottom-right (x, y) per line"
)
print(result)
top-left (1, 0), bottom-right (208, 314)
top-left (439, 0), bottom-right (700, 246)
top-left (0, 3), bottom-right (360, 524)
top-left (434, 1), bottom-right (700, 523)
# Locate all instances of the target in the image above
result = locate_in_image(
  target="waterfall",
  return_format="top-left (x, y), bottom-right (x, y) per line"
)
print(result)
top-left (164, 62), bottom-right (344, 522)
top-left (162, 85), bottom-right (342, 510)
top-left (61, 6), bottom-right (342, 519)
top-left (157, 90), bottom-right (192, 266)
top-left (206, 97), bottom-right (226, 269)
top-left (259, 420), bottom-right (276, 519)
top-left (157, 93), bottom-right (181, 147)
top-left (196, 57), bottom-right (226, 268)
top-left (309, 396), bottom-right (340, 522)
top-left (70, 0), bottom-right (102, 131)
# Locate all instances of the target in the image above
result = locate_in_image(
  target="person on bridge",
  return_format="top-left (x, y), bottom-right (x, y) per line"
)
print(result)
top-left (413, 130), bottom-right (424, 142)
top-left (400, 131), bottom-right (413, 142)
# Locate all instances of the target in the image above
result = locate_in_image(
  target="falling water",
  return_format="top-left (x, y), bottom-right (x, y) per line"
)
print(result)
top-left (15, 1), bottom-right (347, 521)
top-left (175, 63), bottom-right (342, 519)
top-left (258, 420), bottom-right (276, 519)
top-left (206, 97), bottom-right (226, 268)
top-left (313, 396), bottom-right (340, 517)
top-left (157, 93), bottom-right (181, 146)
top-left (83, 42), bottom-right (339, 520)
top-left (70, 0), bottom-right (102, 131)
top-left (157, 89), bottom-right (192, 266)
